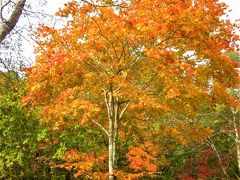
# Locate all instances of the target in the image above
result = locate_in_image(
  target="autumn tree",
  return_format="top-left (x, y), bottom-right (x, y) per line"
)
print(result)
top-left (24, 0), bottom-right (239, 179)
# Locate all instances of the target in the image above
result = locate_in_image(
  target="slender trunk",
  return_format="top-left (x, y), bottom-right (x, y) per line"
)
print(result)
top-left (105, 89), bottom-right (128, 179)
top-left (109, 122), bottom-right (114, 180)
top-left (233, 110), bottom-right (240, 173)
top-left (113, 99), bottom-right (119, 168)
top-left (105, 90), bottom-right (115, 180)
top-left (207, 138), bottom-right (229, 179)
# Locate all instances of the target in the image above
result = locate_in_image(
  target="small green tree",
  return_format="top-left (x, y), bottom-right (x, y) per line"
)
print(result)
top-left (0, 72), bottom-right (39, 178)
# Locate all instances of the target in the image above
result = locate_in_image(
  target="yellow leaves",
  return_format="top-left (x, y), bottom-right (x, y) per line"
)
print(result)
top-left (164, 125), bottom-right (214, 146)
top-left (166, 87), bottom-right (180, 99)
top-left (30, 83), bottom-right (41, 92)
top-left (84, 72), bottom-right (95, 79)
top-left (137, 95), bottom-right (169, 112)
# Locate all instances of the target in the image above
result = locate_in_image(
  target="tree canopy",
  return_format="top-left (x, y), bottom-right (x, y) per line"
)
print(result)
top-left (19, 0), bottom-right (240, 178)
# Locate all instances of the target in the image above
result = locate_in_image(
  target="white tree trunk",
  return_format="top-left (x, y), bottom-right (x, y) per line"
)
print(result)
top-left (108, 124), bottom-right (114, 180)
top-left (105, 90), bottom-right (115, 180)
top-left (233, 110), bottom-right (240, 173)
top-left (113, 98), bottom-right (119, 169)
top-left (104, 89), bottom-right (129, 179)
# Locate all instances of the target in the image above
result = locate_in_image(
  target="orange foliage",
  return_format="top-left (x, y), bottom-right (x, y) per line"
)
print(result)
top-left (24, 0), bottom-right (239, 177)
top-left (55, 149), bottom-right (108, 178)
top-left (165, 125), bottom-right (214, 146)
top-left (25, 0), bottom-right (239, 128)
top-left (127, 142), bottom-right (159, 173)
top-left (55, 149), bottom-right (94, 177)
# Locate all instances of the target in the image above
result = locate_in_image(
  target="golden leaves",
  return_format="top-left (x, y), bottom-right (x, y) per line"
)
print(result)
top-left (164, 125), bottom-right (214, 146)
top-left (166, 87), bottom-right (180, 99)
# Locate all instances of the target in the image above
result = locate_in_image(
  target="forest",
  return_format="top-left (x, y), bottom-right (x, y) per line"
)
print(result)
top-left (0, 0), bottom-right (240, 179)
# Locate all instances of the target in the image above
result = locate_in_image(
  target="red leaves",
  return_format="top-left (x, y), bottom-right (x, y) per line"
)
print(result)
top-left (178, 149), bottom-right (218, 179)
top-left (22, 67), bottom-right (32, 74)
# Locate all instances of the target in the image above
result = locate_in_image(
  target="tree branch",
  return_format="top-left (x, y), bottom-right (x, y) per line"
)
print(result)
top-left (91, 119), bottom-right (109, 136)
top-left (206, 137), bottom-right (229, 179)
top-left (0, 0), bottom-right (26, 43)
top-left (119, 102), bottom-right (130, 119)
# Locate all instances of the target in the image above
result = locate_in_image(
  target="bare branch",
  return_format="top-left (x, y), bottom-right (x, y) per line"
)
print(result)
top-left (119, 102), bottom-right (130, 119)
top-left (0, 0), bottom-right (11, 21)
top-left (80, 0), bottom-right (127, 9)
top-left (91, 119), bottom-right (109, 136)
top-left (206, 137), bottom-right (229, 179)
